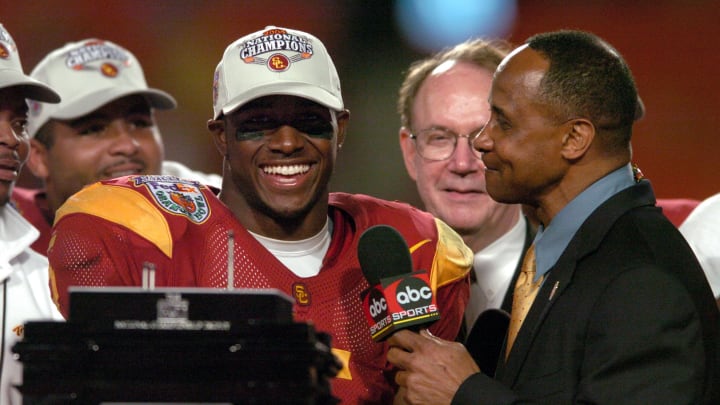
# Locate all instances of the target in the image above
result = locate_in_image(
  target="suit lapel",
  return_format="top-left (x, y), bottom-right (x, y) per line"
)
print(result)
top-left (496, 180), bottom-right (657, 385)
top-left (498, 259), bottom-right (573, 383)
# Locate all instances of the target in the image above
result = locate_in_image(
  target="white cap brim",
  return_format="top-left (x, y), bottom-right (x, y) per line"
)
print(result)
top-left (49, 85), bottom-right (176, 120)
top-left (0, 68), bottom-right (60, 103)
top-left (219, 82), bottom-right (343, 119)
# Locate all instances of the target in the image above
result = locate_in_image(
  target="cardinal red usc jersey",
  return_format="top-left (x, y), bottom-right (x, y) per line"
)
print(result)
top-left (48, 175), bottom-right (471, 404)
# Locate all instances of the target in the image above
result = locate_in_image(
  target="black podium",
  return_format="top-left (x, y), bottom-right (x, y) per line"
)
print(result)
top-left (13, 287), bottom-right (339, 404)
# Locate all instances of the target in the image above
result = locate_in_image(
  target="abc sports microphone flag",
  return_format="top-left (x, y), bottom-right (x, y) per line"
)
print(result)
top-left (358, 225), bottom-right (440, 342)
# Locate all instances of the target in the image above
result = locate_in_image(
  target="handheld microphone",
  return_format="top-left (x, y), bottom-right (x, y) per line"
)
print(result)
top-left (358, 225), bottom-right (440, 342)
top-left (465, 308), bottom-right (510, 376)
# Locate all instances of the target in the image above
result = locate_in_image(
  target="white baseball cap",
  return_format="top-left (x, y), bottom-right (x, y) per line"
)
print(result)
top-left (212, 26), bottom-right (343, 119)
top-left (27, 38), bottom-right (176, 137)
top-left (0, 24), bottom-right (60, 103)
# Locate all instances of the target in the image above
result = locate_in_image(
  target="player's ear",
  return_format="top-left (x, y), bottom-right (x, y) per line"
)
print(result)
top-left (335, 109), bottom-right (350, 149)
top-left (208, 118), bottom-right (228, 157)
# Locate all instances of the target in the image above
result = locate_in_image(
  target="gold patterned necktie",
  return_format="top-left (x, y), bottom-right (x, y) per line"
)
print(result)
top-left (506, 244), bottom-right (544, 359)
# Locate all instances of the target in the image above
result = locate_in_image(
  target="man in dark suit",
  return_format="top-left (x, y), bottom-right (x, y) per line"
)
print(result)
top-left (387, 30), bottom-right (719, 405)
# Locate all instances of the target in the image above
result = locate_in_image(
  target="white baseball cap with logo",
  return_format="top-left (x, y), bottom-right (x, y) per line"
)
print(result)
top-left (0, 24), bottom-right (60, 103)
top-left (27, 38), bottom-right (177, 137)
top-left (212, 25), bottom-right (343, 119)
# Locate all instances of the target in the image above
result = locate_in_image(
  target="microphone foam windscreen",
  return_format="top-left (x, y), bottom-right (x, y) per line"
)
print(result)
top-left (357, 225), bottom-right (413, 285)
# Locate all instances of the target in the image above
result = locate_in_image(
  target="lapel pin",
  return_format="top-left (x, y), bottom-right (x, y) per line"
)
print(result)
top-left (548, 281), bottom-right (559, 301)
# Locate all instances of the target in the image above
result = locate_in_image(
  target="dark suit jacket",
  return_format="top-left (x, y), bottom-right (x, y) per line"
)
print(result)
top-left (453, 180), bottom-right (720, 404)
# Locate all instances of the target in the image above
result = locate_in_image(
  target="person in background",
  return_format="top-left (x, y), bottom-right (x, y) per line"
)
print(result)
top-left (394, 38), bottom-right (697, 380)
top-left (656, 197), bottom-right (699, 227)
top-left (679, 192), bottom-right (720, 308)
top-left (387, 30), bottom-right (719, 404)
top-left (12, 38), bottom-right (221, 255)
top-left (397, 39), bottom-right (533, 370)
top-left (0, 23), bottom-right (64, 404)
top-left (46, 26), bottom-right (471, 403)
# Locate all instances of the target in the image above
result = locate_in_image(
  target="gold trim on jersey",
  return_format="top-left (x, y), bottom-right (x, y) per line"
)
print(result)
top-left (55, 182), bottom-right (174, 258)
top-left (429, 218), bottom-right (473, 290)
top-left (331, 348), bottom-right (352, 380)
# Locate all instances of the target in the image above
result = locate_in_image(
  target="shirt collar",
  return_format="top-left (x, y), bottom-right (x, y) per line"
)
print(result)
top-left (534, 163), bottom-right (635, 279)
top-left (0, 204), bottom-right (40, 264)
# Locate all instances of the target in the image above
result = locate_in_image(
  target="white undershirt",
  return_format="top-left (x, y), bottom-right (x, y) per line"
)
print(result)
top-left (248, 218), bottom-right (332, 278)
top-left (465, 211), bottom-right (526, 332)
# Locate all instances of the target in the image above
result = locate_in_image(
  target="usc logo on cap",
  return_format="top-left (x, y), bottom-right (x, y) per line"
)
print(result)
top-left (269, 53), bottom-right (290, 72)
top-left (101, 63), bottom-right (119, 78)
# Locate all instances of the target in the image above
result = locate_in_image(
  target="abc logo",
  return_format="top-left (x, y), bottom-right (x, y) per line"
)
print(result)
top-left (395, 277), bottom-right (432, 309)
top-left (367, 288), bottom-right (388, 319)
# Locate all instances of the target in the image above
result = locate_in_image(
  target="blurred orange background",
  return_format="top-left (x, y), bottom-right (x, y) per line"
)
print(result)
top-left (7, 0), bottom-right (720, 208)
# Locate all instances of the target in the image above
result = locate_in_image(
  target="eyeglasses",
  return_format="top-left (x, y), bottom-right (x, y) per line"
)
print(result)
top-left (409, 127), bottom-right (484, 161)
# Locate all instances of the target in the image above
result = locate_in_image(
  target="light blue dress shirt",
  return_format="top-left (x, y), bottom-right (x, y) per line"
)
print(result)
top-left (533, 163), bottom-right (636, 280)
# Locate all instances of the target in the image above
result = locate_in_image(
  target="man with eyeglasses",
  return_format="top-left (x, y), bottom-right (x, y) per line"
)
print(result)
top-left (46, 26), bottom-right (472, 404)
top-left (398, 39), bottom-right (533, 372)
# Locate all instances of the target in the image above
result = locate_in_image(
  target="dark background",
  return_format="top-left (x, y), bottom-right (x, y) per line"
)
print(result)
top-left (7, 0), bottom-right (720, 208)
